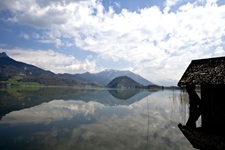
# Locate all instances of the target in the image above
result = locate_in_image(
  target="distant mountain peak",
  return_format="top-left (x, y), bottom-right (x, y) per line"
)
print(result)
top-left (95, 69), bottom-right (153, 86)
top-left (84, 71), bottom-right (91, 75)
top-left (0, 52), bottom-right (9, 58)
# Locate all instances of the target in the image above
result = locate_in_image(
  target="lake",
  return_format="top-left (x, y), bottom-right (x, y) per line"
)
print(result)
top-left (0, 87), bottom-right (196, 150)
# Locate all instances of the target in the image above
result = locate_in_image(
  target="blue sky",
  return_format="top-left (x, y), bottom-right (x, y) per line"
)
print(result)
top-left (0, 0), bottom-right (225, 86)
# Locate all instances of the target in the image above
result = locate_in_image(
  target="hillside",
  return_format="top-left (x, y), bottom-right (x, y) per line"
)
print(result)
top-left (107, 76), bottom-right (142, 88)
top-left (0, 52), bottom-right (80, 86)
top-left (58, 72), bottom-right (108, 86)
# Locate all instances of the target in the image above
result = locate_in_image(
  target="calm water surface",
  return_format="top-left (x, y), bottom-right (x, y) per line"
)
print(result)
top-left (0, 87), bottom-right (195, 150)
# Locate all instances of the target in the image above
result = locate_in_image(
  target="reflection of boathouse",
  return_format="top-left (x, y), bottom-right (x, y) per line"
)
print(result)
top-left (177, 57), bottom-right (225, 150)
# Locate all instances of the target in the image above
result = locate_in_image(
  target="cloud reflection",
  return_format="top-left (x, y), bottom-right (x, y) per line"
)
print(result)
top-left (0, 90), bottom-right (194, 150)
top-left (1, 100), bottom-right (104, 124)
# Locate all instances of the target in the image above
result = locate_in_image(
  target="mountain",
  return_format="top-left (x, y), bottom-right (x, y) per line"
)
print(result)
top-left (0, 52), bottom-right (80, 86)
top-left (0, 52), bottom-right (52, 80)
top-left (0, 52), bottom-right (154, 87)
top-left (0, 52), bottom-right (8, 58)
top-left (107, 76), bottom-right (142, 88)
top-left (60, 69), bottom-right (153, 86)
top-left (95, 69), bottom-right (153, 86)
top-left (58, 72), bottom-right (108, 86)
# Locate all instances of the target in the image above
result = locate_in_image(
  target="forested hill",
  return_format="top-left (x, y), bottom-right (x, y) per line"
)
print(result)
top-left (107, 76), bottom-right (142, 88)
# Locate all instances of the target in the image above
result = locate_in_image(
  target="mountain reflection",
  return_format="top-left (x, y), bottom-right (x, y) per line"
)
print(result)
top-left (0, 90), bottom-right (195, 150)
top-left (108, 89), bottom-right (141, 100)
top-left (0, 87), bottom-right (154, 120)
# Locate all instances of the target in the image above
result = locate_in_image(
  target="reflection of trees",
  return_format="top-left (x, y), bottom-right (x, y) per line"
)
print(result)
top-left (108, 89), bottom-right (141, 100)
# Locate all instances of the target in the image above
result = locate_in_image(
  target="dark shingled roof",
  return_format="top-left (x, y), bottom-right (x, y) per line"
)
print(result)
top-left (178, 56), bottom-right (225, 86)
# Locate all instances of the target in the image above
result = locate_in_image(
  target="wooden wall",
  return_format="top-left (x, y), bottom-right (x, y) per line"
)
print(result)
top-left (201, 85), bottom-right (225, 135)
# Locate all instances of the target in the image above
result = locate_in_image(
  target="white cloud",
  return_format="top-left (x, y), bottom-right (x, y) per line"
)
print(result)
top-left (163, 0), bottom-right (181, 13)
top-left (19, 31), bottom-right (30, 39)
top-left (114, 2), bottom-right (121, 8)
top-left (164, 0), bottom-right (180, 8)
top-left (214, 46), bottom-right (225, 55)
top-left (55, 38), bottom-right (62, 48)
top-left (1, 48), bottom-right (97, 74)
top-left (1, 0), bottom-right (225, 85)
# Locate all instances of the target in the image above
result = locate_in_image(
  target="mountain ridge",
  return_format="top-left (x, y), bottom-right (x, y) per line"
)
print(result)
top-left (0, 52), bottom-right (154, 87)
top-left (95, 69), bottom-right (153, 86)
top-left (0, 52), bottom-right (81, 86)
top-left (59, 69), bottom-right (153, 86)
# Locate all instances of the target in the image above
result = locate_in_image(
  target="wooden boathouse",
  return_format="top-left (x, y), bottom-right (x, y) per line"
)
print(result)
top-left (177, 56), bottom-right (225, 149)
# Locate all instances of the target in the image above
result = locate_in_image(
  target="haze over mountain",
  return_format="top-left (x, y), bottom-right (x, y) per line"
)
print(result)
top-left (59, 69), bottom-right (153, 86)
top-left (0, 52), bottom-right (153, 87)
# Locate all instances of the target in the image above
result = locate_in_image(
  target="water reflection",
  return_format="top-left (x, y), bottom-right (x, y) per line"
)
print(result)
top-left (178, 86), bottom-right (225, 150)
top-left (108, 89), bottom-right (141, 100)
top-left (0, 87), bottom-right (151, 120)
top-left (0, 88), bottom-right (195, 150)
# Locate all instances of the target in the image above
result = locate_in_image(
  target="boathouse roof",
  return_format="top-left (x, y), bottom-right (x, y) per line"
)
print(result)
top-left (178, 56), bottom-right (225, 86)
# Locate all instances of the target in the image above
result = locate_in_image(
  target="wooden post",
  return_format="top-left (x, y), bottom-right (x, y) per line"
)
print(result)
top-left (186, 85), bottom-right (201, 128)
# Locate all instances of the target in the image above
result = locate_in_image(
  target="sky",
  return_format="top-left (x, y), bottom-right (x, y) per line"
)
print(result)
top-left (0, 0), bottom-right (225, 86)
